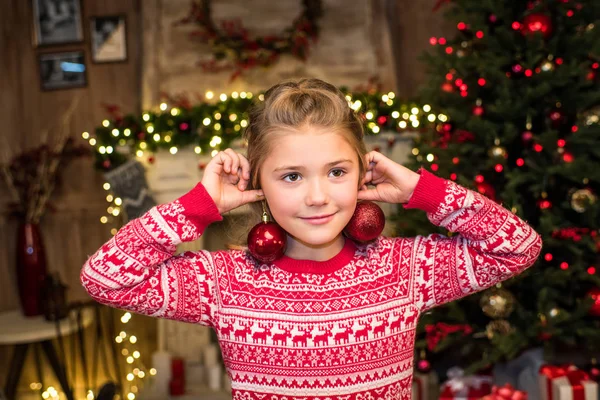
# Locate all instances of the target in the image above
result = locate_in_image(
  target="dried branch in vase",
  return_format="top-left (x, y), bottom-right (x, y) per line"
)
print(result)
top-left (0, 98), bottom-right (89, 223)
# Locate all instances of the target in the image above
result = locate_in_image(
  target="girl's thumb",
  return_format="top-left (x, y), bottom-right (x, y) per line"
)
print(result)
top-left (241, 189), bottom-right (265, 205)
top-left (357, 188), bottom-right (379, 202)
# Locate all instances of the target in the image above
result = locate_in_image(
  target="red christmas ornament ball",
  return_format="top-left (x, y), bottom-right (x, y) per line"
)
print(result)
top-left (473, 105), bottom-right (485, 116)
top-left (587, 287), bottom-right (600, 317)
top-left (417, 359), bottom-right (432, 373)
top-left (521, 13), bottom-right (553, 39)
top-left (476, 182), bottom-right (496, 201)
top-left (548, 108), bottom-right (570, 129)
top-left (102, 160), bottom-right (111, 169)
top-left (344, 201), bottom-right (385, 242)
top-left (522, 131), bottom-right (534, 142)
top-left (441, 82), bottom-right (454, 93)
top-left (247, 222), bottom-right (287, 263)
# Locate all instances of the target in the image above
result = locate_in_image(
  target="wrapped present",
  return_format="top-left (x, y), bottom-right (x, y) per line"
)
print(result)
top-left (482, 383), bottom-right (528, 400)
top-left (539, 365), bottom-right (598, 400)
top-left (493, 348), bottom-right (544, 400)
top-left (412, 371), bottom-right (439, 400)
top-left (439, 367), bottom-right (492, 400)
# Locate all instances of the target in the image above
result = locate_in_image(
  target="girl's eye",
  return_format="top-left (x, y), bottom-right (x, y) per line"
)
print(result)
top-left (330, 168), bottom-right (346, 178)
top-left (283, 173), bottom-right (301, 182)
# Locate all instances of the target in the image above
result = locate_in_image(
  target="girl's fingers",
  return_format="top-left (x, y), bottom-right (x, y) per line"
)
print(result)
top-left (238, 153), bottom-right (251, 180)
top-left (224, 149), bottom-right (240, 177)
top-left (219, 151), bottom-right (232, 173)
top-left (241, 189), bottom-right (264, 205)
top-left (357, 188), bottom-right (379, 202)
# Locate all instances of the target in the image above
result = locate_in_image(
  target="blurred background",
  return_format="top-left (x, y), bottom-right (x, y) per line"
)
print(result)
top-left (1, 0), bottom-right (599, 399)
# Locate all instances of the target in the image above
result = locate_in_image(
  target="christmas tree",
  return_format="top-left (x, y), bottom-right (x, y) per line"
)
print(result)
top-left (401, 1), bottom-right (600, 372)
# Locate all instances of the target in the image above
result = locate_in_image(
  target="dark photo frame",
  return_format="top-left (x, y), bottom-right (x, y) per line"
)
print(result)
top-left (32, 0), bottom-right (84, 46)
top-left (39, 51), bottom-right (87, 90)
top-left (91, 15), bottom-right (128, 63)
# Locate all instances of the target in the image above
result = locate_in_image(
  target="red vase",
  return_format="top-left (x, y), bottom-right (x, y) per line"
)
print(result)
top-left (16, 223), bottom-right (48, 316)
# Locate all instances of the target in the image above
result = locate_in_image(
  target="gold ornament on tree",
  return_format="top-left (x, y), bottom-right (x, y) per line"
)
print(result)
top-left (541, 60), bottom-right (554, 72)
top-left (485, 320), bottom-right (514, 339)
top-left (488, 138), bottom-right (507, 159)
top-left (570, 189), bottom-right (596, 213)
top-left (489, 145), bottom-right (507, 158)
top-left (480, 286), bottom-right (516, 319)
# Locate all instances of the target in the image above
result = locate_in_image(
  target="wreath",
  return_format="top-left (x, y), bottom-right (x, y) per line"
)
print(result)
top-left (178, 0), bottom-right (323, 79)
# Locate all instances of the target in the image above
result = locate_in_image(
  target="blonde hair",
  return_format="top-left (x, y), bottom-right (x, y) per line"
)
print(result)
top-left (231, 78), bottom-right (368, 245)
top-left (243, 78), bottom-right (368, 190)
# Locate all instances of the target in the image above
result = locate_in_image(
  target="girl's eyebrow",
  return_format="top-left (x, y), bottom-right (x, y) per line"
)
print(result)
top-left (273, 159), bottom-right (353, 172)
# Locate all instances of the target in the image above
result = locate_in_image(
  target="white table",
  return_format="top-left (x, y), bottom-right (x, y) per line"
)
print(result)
top-left (0, 308), bottom-right (93, 400)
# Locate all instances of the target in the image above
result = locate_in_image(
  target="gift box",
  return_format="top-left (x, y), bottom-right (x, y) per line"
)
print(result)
top-left (539, 365), bottom-right (598, 400)
top-left (412, 371), bottom-right (439, 400)
top-left (439, 367), bottom-right (492, 400)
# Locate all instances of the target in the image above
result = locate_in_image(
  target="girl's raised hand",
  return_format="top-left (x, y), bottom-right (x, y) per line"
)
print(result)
top-left (357, 151), bottom-right (421, 204)
top-left (201, 149), bottom-right (264, 214)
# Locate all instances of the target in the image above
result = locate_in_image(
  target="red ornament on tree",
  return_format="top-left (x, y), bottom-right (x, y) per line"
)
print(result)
top-left (521, 13), bottom-right (553, 39)
top-left (417, 358), bottom-right (431, 373)
top-left (476, 181), bottom-right (496, 201)
top-left (473, 105), bottom-right (485, 116)
top-left (441, 82), bottom-right (454, 93)
top-left (247, 209), bottom-right (287, 263)
top-left (587, 287), bottom-right (600, 317)
top-left (344, 201), bottom-right (385, 242)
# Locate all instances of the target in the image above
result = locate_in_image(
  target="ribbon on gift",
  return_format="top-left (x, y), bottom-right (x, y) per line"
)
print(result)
top-left (539, 365), bottom-right (597, 400)
top-left (440, 367), bottom-right (492, 400)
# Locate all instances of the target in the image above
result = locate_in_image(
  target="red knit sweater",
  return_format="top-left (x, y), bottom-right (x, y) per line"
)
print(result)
top-left (81, 170), bottom-right (542, 400)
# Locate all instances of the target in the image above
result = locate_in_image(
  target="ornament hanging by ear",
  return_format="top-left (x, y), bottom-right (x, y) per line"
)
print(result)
top-left (344, 201), bottom-right (385, 242)
top-left (247, 202), bottom-right (287, 263)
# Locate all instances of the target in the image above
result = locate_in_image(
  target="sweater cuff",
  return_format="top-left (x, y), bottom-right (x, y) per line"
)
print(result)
top-left (403, 168), bottom-right (448, 214)
top-left (177, 182), bottom-right (223, 232)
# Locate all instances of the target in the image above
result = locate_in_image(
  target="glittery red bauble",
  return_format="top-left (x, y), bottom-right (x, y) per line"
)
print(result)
top-left (587, 287), bottom-right (600, 316)
top-left (247, 222), bottom-right (287, 263)
top-left (344, 201), bottom-right (385, 242)
top-left (522, 13), bottom-right (553, 39)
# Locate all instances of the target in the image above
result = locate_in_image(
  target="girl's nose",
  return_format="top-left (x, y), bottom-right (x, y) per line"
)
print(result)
top-left (305, 179), bottom-right (329, 206)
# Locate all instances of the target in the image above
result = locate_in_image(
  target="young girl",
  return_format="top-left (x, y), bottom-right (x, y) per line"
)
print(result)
top-left (81, 78), bottom-right (542, 400)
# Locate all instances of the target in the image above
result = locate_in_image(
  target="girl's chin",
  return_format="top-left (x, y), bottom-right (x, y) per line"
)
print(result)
top-left (286, 233), bottom-right (344, 249)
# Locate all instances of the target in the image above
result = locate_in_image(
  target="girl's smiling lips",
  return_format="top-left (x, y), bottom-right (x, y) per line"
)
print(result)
top-left (300, 213), bottom-right (336, 225)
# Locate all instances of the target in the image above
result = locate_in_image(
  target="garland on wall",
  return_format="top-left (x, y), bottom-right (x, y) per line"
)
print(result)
top-left (88, 88), bottom-right (444, 172)
top-left (176, 0), bottom-right (324, 79)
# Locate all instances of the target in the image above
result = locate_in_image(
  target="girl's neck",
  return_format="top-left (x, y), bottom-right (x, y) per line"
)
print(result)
top-left (284, 234), bottom-right (345, 261)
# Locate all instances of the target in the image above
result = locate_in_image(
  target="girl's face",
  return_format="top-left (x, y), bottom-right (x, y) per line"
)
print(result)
top-left (259, 125), bottom-right (362, 252)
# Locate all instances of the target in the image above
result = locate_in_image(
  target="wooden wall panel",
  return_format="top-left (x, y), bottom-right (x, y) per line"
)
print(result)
top-left (388, 0), bottom-right (454, 98)
top-left (0, 0), bottom-right (142, 313)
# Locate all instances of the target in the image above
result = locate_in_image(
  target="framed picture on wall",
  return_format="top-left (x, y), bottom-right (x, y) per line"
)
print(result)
top-left (32, 0), bottom-right (84, 46)
top-left (39, 51), bottom-right (87, 90)
top-left (91, 15), bottom-right (127, 63)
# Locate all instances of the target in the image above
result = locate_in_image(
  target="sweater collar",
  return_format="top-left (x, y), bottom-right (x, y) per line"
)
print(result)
top-left (272, 239), bottom-right (357, 275)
